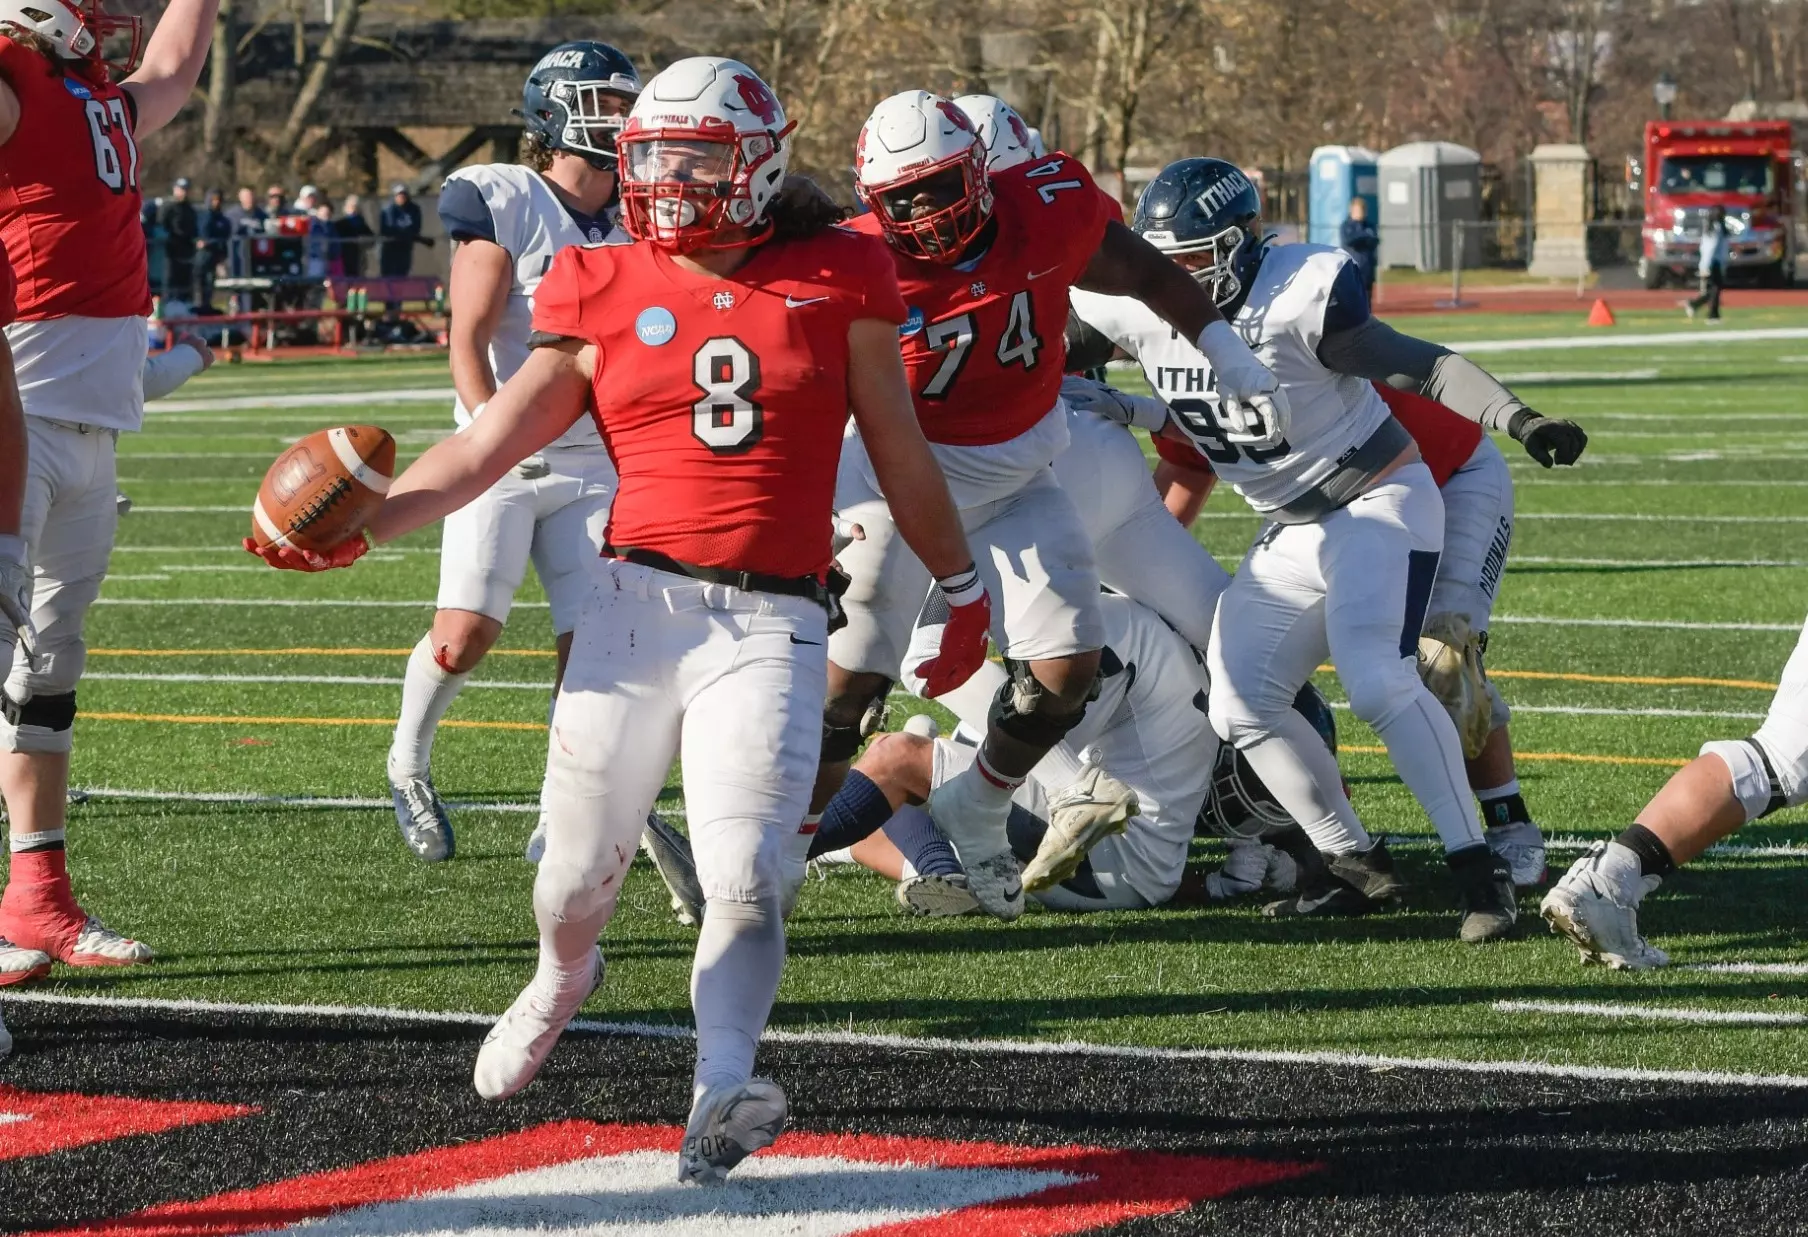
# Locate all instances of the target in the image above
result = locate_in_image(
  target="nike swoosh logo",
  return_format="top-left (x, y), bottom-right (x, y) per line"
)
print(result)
top-left (785, 294), bottom-right (830, 308)
top-left (1026, 266), bottom-right (1060, 280)
top-left (1002, 882), bottom-right (1023, 900)
top-left (1293, 890), bottom-right (1342, 913)
top-left (788, 634), bottom-right (822, 645)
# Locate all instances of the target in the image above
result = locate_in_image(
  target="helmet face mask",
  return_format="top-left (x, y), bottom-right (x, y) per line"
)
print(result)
top-left (866, 157), bottom-right (990, 262)
top-left (545, 78), bottom-right (634, 167)
top-left (1158, 224), bottom-right (1255, 307)
top-left (1197, 684), bottom-right (1339, 840)
top-left (855, 91), bottom-right (995, 265)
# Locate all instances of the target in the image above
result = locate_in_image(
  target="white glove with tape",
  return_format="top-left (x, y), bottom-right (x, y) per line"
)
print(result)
top-left (1194, 320), bottom-right (1292, 450)
top-left (1059, 374), bottom-right (1169, 433)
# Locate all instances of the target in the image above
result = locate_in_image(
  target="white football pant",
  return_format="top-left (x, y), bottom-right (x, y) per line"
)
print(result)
top-left (1209, 461), bottom-right (1484, 856)
top-left (1703, 614), bottom-right (1808, 822)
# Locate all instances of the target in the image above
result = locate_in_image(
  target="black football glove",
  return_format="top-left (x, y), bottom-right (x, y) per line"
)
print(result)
top-left (1508, 409), bottom-right (1588, 468)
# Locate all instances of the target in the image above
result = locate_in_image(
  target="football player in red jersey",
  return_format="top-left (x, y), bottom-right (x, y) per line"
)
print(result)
top-left (0, 0), bottom-right (217, 981)
top-left (247, 58), bottom-right (983, 1186)
top-left (825, 91), bottom-right (1283, 922)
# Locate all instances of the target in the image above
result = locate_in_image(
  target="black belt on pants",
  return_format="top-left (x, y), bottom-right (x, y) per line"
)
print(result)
top-left (605, 544), bottom-right (836, 611)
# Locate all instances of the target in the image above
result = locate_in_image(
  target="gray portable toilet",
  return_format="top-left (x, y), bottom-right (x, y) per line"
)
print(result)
top-left (1377, 141), bottom-right (1482, 270)
top-left (1308, 146), bottom-right (1379, 246)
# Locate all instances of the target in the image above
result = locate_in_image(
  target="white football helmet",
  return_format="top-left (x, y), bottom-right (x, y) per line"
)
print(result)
top-left (855, 90), bottom-right (993, 263)
top-left (0, 0), bottom-right (142, 72)
top-left (616, 57), bottom-right (794, 252)
top-left (952, 94), bottom-right (1046, 173)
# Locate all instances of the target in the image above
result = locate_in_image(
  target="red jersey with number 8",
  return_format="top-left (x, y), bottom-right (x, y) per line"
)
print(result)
top-left (532, 227), bottom-right (907, 580)
top-left (847, 154), bottom-right (1112, 447)
top-left (0, 37), bottom-right (150, 321)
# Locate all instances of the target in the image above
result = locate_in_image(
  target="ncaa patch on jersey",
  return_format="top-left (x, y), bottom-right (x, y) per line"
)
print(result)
top-left (900, 307), bottom-right (925, 337)
top-left (62, 79), bottom-right (93, 99)
top-left (635, 306), bottom-right (677, 346)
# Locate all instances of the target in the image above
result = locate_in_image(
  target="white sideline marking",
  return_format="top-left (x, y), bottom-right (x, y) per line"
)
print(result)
top-left (1325, 701), bottom-right (1766, 721)
top-left (1495, 1000), bottom-right (1807, 1027)
top-left (13, 991), bottom-right (1808, 1090)
top-left (1512, 556), bottom-right (1808, 569)
top-left (1683, 962), bottom-right (1808, 975)
top-left (1450, 326), bottom-right (1808, 353)
top-left (1493, 614), bottom-right (1799, 633)
top-left (70, 786), bottom-right (544, 813)
top-left (1493, 369), bottom-right (1660, 382)
top-left (83, 672), bottom-right (550, 689)
top-left (149, 387), bottom-right (455, 412)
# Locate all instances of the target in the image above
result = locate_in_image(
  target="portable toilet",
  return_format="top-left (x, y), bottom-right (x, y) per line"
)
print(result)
top-left (1377, 141), bottom-right (1482, 270)
top-left (1308, 146), bottom-right (1379, 246)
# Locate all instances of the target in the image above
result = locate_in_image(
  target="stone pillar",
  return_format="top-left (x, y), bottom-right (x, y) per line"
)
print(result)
top-left (1527, 143), bottom-right (1591, 278)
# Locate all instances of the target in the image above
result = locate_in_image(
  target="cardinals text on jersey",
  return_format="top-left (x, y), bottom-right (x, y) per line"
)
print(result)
top-left (531, 226), bottom-right (907, 579)
top-left (438, 163), bottom-right (628, 449)
top-left (848, 154), bottom-right (1111, 447)
top-left (1071, 244), bottom-right (1389, 512)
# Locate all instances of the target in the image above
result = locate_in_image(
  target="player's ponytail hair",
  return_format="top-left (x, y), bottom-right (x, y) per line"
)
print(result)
top-left (2, 26), bottom-right (68, 74)
top-left (766, 175), bottom-right (847, 243)
top-left (520, 129), bottom-right (557, 174)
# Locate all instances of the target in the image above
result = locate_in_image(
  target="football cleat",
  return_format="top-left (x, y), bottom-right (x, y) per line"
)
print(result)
top-left (1451, 846), bottom-right (1518, 944)
top-left (1021, 762), bottom-right (1138, 893)
top-left (0, 912), bottom-right (152, 968)
top-left (1541, 842), bottom-right (1669, 970)
top-left (388, 767), bottom-right (454, 863)
top-left (0, 936), bottom-right (51, 986)
top-left (962, 852), bottom-right (1024, 922)
top-left (67, 916), bottom-right (153, 966)
top-left (1326, 839), bottom-right (1409, 903)
top-left (473, 948), bottom-right (602, 1101)
top-left (1262, 879), bottom-right (1378, 918)
top-left (678, 1078), bottom-right (788, 1185)
top-left (926, 765), bottom-right (1022, 920)
top-left (896, 871), bottom-right (979, 917)
top-left (642, 812), bottom-right (705, 927)
top-left (1486, 820), bottom-right (1548, 888)
top-left (524, 815), bottom-right (548, 864)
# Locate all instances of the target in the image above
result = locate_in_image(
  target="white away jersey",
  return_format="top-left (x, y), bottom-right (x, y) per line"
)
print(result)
top-left (1070, 243), bottom-right (1389, 512)
top-left (438, 163), bottom-right (628, 450)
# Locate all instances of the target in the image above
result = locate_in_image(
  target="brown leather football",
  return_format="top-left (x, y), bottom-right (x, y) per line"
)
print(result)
top-left (250, 426), bottom-right (395, 552)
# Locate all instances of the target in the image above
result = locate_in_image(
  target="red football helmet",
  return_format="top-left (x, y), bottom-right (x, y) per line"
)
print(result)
top-left (0, 0), bottom-right (144, 75)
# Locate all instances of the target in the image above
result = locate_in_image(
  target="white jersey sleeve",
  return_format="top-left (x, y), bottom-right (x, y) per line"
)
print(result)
top-left (1069, 244), bottom-right (1390, 513)
top-left (441, 163), bottom-right (630, 450)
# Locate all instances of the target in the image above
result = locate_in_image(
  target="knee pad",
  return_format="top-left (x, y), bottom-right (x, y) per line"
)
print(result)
top-left (1703, 735), bottom-right (1806, 822)
top-left (821, 681), bottom-right (892, 763)
top-left (0, 689), bottom-right (76, 755)
top-left (987, 658), bottom-right (1096, 749)
top-left (532, 857), bottom-right (618, 926)
top-left (1340, 655), bottom-right (1422, 730)
top-left (696, 818), bottom-right (787, 905)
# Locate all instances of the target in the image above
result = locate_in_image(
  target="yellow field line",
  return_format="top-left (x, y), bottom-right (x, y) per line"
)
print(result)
top-left (82, 711), bottom-right (543, 732)
top-left (1344, 743), bottom-right (1687, 769)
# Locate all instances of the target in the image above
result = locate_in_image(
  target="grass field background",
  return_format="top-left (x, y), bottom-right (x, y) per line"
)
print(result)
top-left (28, 305), bottom-right (1808, 1079)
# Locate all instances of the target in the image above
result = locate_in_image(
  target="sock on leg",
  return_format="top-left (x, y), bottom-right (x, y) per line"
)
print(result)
top-left (1477, 779), bottom-right (1530, 829)
top-left (691, 897), bottom-right (784, 1095)
top-left (1613, 823), bottom-right (1676, 879)
top-left (883, 806), bottom-right (961, 877)
top-left (1, 829), bottom-right (77, 921)
top-left (809, 771), bottom-right (895, 858)
top-left (389, 636), bottom-right (471, 778)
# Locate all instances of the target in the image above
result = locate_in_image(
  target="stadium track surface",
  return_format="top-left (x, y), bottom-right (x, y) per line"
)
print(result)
top-left (4, 1001), bottom-right (1807, 1234)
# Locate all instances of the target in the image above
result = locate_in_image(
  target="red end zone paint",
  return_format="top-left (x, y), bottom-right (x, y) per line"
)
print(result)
top-left (24, 1120), bottom-right (1316, 1237)
top-left (0, 1085), bottom-right (256, 1162)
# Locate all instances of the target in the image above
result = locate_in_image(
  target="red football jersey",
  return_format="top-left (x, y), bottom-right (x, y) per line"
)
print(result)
top-left (0, 244), bottom-right (14, 327)
top-left (848, 154), bottom-right (1112, 447)
top-left (1373, 384), bottom-right (1485, 486)
top-left (0, 37), bottom-right (150, 321)
top-left (533, 228), bottom-right (907, 580)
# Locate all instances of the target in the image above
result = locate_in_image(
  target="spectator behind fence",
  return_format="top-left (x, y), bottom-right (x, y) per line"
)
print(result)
top-left (335, 194), bottom-right (374, 278)
top-left (378, 183), bottom-right (430, 277)
top-left (158, 178), bottom-right (199, 302)
top-left (224, 187), bottom-right (266, 278)
top-left (197, 188), bottom-right (233, 309)
top-left (294, 184), bottom-right (322, 217)
top-left (1339, 197), bottom-right (1379, 299)
top-left (265, 184), bottom-right (290, 218)
top-left (1686, 205), bottom-right (1728, 322)
top-left (306, 202), bottom-right (339, 280)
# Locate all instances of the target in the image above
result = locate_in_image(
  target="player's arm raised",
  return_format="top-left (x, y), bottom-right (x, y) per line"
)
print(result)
top-left (846, 316), bottom-right (989, 696)
top-left (121, 0), bottom-right (220, 138)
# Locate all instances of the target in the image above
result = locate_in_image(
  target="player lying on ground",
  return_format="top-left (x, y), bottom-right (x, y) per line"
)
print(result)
top-left (0, 0), bottom-right (217, 984)
top-left (1068, 156), bottom-right (1586, 942)
top-left (1543, 612), bottom-right (1808, 969)
top-left (248, 57), bottom-right (988, 1187)
top-left (385, 41), bottom-right (639, 864)
top-left (826, 94), bottom-right (1283, 925)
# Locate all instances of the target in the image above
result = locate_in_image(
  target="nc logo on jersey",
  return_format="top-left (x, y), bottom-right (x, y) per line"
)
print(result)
top-left (969, 281), bottom-right (987, 298)
top-left (899, 307), bottom-right (925, 337)
top-left (634, 306), bottom-right (677, 346)
top-left (63, 78), bottom-right (93, 99)
top-left (712, 290), bottom-right (736, 311)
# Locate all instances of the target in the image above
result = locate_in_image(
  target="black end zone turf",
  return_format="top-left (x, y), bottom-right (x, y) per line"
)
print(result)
top-left (4, 1002), bottom-right (1808, 1234)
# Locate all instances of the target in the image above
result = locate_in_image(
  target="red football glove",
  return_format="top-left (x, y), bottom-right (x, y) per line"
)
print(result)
top-left (917, 566), bottom-right (992, 698)
top-left (242, 533), bottom-right (370, 572)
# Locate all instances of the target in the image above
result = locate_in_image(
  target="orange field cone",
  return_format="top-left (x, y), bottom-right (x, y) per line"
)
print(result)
top-left (1586, 298), bottom-right (1616, 327)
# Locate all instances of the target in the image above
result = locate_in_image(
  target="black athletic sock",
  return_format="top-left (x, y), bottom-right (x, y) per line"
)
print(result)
top-left (1613, 823), bottom-right (1676, 878)
top-left (1478, 791), bottom-right (1531, 828)
top-left (809, 770), bottom-right (894, 858)
top-left (882, 809), bottom-right (962, 878)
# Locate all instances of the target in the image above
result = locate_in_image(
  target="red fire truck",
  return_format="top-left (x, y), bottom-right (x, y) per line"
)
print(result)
top-left (1633, 120), bottom-right (1797, 288)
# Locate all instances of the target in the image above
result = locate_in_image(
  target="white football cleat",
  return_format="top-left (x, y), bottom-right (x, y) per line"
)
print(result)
top-left (473, 948), bottom-right (601, 1100)
top-left (67, 917), bottom-right (153, 967)
top-left (524, 816), bottom-right (548, 864)
top-left (1541, 842), bottom-right (1669, 970)
top-left (1486, 820), bottom-right (1548, 888)
top-left (926, 766), bottom-right (1022, 921)
top-left (678, 1078), bottom-right (788, 1185)
top-left (1021, 763), bottom-right (1138, 893)
top-left (896, 872), bottom-right (979, 917)
top-left (0, 937), bottom-right (51, 987)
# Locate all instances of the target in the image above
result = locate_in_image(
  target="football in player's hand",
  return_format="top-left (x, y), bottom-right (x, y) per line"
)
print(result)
top-left (250, 426), bottom-right (394, 552)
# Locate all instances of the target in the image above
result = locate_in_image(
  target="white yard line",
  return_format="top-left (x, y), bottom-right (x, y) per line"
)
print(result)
top-left (82, 671), bottom-right (549, 688)
top-left (12, 991), bottom-right (1808, 1090)
top-left (1493, 369), bottom-right (1660, 382)
top-left (1327, 701), bottom-right (1767, 721)
top-left (1681, 962), bottom-right (1808, 975)
top-left (1190, 511), bottom-right (1808, 524)
top-left (1511, 556), bottom-right (1808, 568)
top-left (91, 598), bottom-right (551, 609)
top-left (1383, 836), bottom-right (1808, 858)
top-left (1514, 479), bottom-right (1808, 486)
top-left (1492, 614), bottom-right (1800, 632)
top-left (1495, 1000), bottom-right (1806, 1027)
top-left (68, 786), bottom-right (543, 813)
top-left (1450, 326), bottom-right (1808, 353)
top-left (149, 387), bottom-right (455, 412)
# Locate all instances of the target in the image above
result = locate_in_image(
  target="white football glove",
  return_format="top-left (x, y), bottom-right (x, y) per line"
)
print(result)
top-left (1058, 374), bottom-right (1169, 433)
top-left (1193, 319), bottom-right (1292, 450)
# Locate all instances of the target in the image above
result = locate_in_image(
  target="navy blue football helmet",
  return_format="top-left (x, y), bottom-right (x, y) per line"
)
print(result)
top-left (1131, 157), bottom-right (1267, 308)
top-left (520, 41), bottom-right (641, 171)
top-left (1198, 684), bottom-right (1339, 840)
